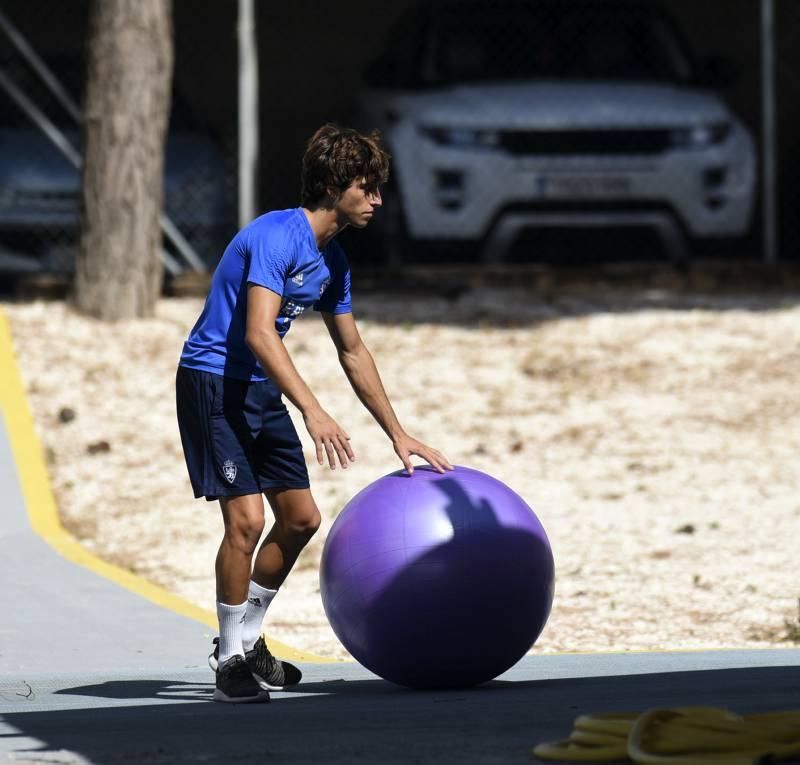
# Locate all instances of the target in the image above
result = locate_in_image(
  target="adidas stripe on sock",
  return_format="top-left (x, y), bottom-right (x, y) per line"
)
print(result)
top-left (241, 581), bottom-right (278, 651)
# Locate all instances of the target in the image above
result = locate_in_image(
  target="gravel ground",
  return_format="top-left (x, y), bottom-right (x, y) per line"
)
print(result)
top-left (5, 287), bottom-right (800, 659)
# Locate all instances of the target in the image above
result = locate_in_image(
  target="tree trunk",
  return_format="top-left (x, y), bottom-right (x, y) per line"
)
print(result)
top-left (74, 0), bottom-right (173, 320)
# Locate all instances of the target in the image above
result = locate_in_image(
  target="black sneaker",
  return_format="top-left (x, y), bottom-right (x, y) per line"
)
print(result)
top-left (208, 637), bottom-right (221, 672)
top-left (213, 655), bottom-right (270, 704)
top-left (208, 636), bottom-right (302, 691)
top-left (246, 636), bottom-right (302, 691)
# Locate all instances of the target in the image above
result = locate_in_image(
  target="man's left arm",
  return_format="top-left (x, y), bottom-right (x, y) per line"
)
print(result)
top-left (321, 311), bottom-right (453, 475)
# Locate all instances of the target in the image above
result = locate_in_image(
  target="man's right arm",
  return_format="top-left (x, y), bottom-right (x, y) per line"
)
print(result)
top-left (245, 284), bottom-right (354, 470)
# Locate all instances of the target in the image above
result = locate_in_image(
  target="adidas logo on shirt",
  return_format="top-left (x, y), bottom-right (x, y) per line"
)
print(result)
top-left (291, 272), bottom-right (304, 286)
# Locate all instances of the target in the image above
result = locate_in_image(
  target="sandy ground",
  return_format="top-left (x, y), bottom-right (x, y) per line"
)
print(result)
top-left (4, 287), bottom-right (800, 660)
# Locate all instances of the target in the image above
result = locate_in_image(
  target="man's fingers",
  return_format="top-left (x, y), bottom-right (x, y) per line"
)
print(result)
top-left (434, 450), bottom-right (454, 471)
top-left (428, 454), bottom-right (448, 473)
top-left (334, 436), bottom-right (351, 469)
top-left (311, 425), bottom-right (354, 471)
top-left (336, 432), bottom-right (355, 465)
top-left (417, 447), bottom-right (454, 474)
top-left (324, 440), bottom-right (336, 470)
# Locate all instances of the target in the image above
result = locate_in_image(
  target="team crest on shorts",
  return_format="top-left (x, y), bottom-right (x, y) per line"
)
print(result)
top-left (222, 459), bottom-right (238, 484)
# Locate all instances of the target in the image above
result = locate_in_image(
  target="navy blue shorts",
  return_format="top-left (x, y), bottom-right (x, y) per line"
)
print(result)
top-left (175, 366), bottom-right (310, 500)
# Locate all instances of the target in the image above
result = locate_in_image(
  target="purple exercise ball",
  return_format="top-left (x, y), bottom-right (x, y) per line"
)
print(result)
top-left (319, 465), bottom-right (555, 689)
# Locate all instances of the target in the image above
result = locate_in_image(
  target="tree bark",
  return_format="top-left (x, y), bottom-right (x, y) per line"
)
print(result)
top-left (74, 0), bottom-right (173, 320)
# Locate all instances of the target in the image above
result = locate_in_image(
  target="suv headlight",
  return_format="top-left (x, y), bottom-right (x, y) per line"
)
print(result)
top-left (671, 123), bottom-right (731, 149)
top-left (419, 126), bottom-right (500, 149)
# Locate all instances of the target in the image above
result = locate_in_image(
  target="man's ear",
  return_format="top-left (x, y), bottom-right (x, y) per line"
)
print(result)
top-left (321, 187), bottom-right (339, 209)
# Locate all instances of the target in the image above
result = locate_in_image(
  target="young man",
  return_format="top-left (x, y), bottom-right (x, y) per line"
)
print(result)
top-left (176, 124), bottom-right (453, 703)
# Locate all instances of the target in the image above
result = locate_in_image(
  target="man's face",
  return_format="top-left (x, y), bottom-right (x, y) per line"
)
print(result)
top-left (335, 178), bottom-right (382, 228)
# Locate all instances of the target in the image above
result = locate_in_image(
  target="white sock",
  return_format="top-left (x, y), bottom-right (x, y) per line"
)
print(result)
top-left (241, 581), bottom-right (278, 651)
top-left (216, 600), bottom-right (247, 665)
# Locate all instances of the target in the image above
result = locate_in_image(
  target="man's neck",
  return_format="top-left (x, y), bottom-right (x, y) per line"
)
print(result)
top-left (302, 206), bottom-right (346, 250)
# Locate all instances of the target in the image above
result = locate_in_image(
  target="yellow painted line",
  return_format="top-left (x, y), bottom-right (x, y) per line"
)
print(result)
top-left (0, 307), bottom-right (338, 665)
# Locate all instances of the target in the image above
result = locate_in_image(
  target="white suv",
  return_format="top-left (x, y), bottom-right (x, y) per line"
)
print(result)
top-left (356, 0), bottom-right (756, 261)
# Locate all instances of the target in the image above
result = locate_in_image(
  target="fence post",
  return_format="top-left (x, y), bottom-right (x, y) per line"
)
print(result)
top-left (761, 0), bottom-right (778, 265)
top-left (238, 0), bottom-right (259, 228)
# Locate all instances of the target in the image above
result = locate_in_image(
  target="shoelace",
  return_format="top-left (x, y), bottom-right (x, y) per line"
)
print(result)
top-left (248, 640), bottom-right (284, 683)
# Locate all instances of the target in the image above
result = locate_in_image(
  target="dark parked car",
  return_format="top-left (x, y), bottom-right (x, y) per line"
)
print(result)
top-left (0, 57), bottom-right (233, 275)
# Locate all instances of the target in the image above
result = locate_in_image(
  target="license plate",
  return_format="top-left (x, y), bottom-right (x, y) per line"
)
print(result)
top-left (536, 175), bottom-right (632, 198)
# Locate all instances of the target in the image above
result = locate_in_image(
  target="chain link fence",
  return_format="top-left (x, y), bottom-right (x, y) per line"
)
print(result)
top-left (0, 0), bottom-right (797, 280)
top-left (776, 0), bottom-right (799, 267)
top-left (0, 0), bottom-right (237, 281)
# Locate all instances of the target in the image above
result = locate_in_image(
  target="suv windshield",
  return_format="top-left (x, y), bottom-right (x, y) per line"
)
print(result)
top-left (419, 4), bottom-right (694, 86)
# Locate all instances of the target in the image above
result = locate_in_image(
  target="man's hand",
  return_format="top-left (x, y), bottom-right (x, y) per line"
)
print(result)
top-left (304, 407), bottom-right (355, 470)
top-left (393, 434), bottom-right (454, 475)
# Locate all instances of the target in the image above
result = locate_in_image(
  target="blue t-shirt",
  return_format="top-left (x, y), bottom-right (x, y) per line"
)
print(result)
top-left (179, 207), bottom-right (352, 381)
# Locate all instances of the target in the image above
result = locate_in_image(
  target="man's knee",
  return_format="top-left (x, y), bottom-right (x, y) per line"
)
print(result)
top-left (222, 504), bottom-right (266, 554)
top-left (282, 507), bottom-right (321, 540)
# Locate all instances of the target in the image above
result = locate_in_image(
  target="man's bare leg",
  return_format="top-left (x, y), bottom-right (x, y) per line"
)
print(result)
top-left (230, 488), bottom-right (319, 688)
top-left (251, 487), bottom-right (322, 589)
top-left (215, 493), bottom-right (265, 664)
top-left (238, 488), bottom-right (321, 648)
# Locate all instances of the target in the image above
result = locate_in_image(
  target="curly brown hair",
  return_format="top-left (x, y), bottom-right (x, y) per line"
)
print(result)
top-left (300, 124), bottom-right (390, 208)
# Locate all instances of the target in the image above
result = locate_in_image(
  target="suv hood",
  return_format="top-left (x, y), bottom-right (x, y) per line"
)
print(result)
top-left (389, 82), bottom-right (732, 129)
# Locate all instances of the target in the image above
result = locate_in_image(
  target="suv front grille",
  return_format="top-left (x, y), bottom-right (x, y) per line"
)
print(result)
top-left (499, 129), bottom-right (673, 156)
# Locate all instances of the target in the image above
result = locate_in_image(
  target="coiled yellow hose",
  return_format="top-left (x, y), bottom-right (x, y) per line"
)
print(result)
top-left (533, 706), bottom-right (800, 764)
